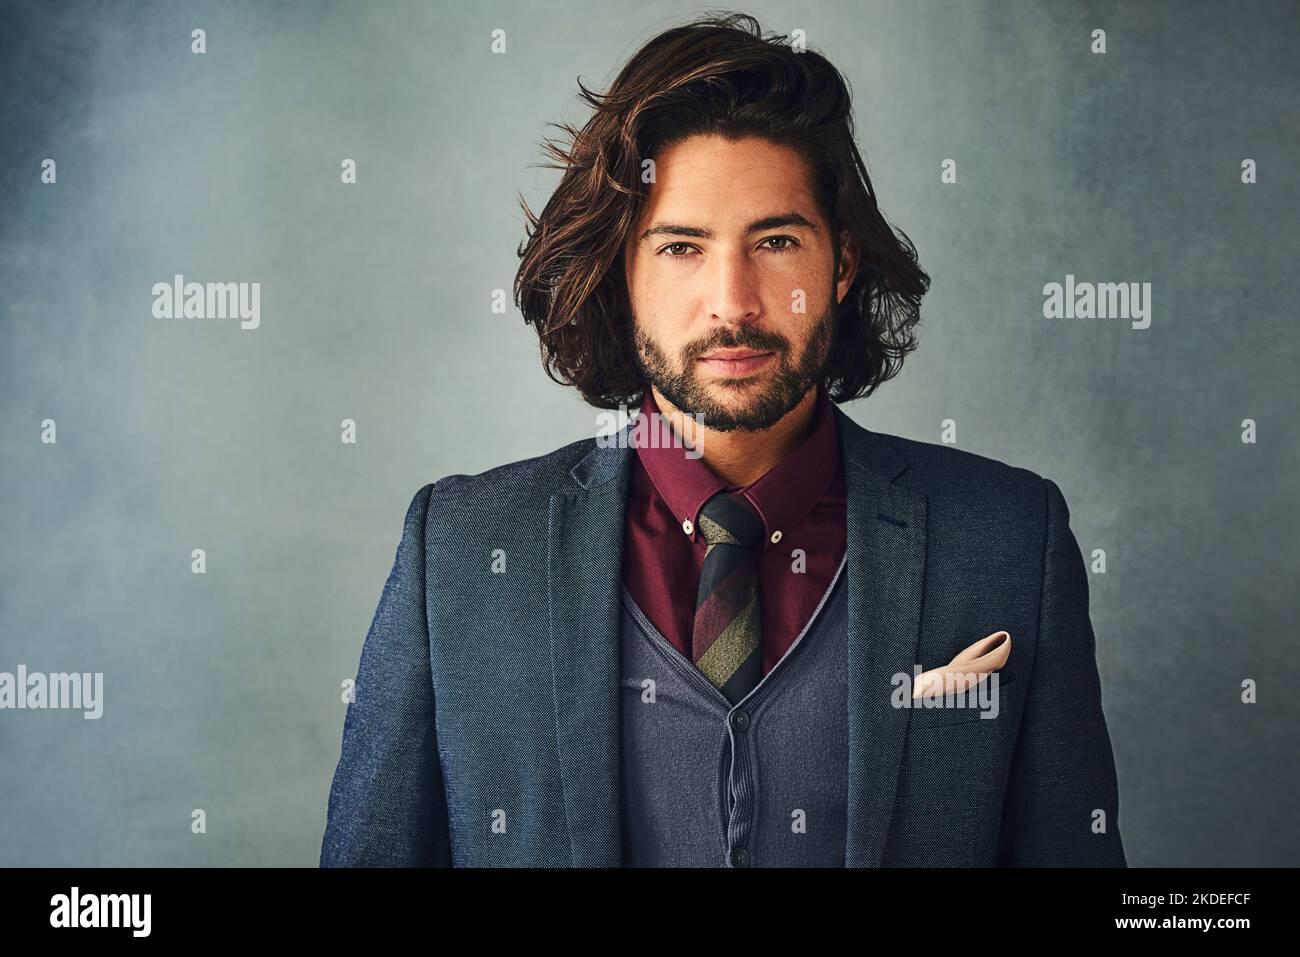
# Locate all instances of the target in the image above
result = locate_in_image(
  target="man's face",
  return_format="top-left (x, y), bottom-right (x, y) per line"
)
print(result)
top-left (623, 133), bottom-right (856, 432)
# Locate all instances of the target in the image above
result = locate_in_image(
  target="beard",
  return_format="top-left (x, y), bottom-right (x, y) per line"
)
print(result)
top-left (631, 303), bottom-right (835, 433)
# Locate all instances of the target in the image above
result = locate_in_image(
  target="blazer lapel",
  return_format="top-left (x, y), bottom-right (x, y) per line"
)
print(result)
top-left (548, 422), bottom-right (634, 867)
top-left (834, 404), bottom-right (927, 867)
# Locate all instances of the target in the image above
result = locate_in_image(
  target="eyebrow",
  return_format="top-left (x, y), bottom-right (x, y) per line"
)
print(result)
top-left (636, 211), bottom-right (820, 243)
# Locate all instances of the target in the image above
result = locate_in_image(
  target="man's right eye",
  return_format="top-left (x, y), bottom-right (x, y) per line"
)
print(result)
top-left (658, 243), bottom-right (698, 258)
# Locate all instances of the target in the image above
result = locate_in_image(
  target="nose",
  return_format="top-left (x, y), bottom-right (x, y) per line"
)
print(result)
top-left (705, 247), bottom-right (763, 327)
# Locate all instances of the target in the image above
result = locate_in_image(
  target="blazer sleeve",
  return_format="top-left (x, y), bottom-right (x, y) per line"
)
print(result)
top-left (997, 478), bottom-right (1127, 866)
top-left (319, 482), bottom-right (453, 866)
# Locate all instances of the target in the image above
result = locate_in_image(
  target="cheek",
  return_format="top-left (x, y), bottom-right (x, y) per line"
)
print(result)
top-left (768, 281), bottom-right (822, 325)
top-left (764, 259), bottom-right (828, 308)
top-left (636, 258), bottom-right (688, 296)
top-left (631, 268), bottom-right (697, 328)
top-left (627, 256), bottom-right (668, 310)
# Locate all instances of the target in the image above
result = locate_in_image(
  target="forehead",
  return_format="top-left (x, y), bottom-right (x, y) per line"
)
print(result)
top-left (637, 134), bottom-right (820, 223)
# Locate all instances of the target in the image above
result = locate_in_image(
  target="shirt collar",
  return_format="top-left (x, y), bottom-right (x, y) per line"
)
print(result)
top-left (633, 383), bottom-right (841, 548)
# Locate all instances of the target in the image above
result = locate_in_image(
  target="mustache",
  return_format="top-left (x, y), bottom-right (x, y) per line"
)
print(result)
top-left (684, 331), bottom-right (788, 360)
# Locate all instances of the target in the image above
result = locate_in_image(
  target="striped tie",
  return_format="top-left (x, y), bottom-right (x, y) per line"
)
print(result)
top-left (692, 491), bottom-right (764, 704)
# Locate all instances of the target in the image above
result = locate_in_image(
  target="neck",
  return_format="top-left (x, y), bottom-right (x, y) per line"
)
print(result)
top-left (650, 385), bottom-right (820, 488)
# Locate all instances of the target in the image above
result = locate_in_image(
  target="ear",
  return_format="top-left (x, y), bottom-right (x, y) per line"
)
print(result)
top-left (834, 230), bottom-right (859, 302)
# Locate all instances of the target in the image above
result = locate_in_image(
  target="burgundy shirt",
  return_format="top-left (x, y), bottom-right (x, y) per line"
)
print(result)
top-left (621, 384), bottom-right (848, 678)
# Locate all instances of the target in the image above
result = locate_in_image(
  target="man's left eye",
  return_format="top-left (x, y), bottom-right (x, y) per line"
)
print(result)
top-left (762, 236), bottom-right (799, 253)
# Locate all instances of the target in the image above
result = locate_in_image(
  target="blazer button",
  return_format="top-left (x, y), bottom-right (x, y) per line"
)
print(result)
top-left (730, 846), bottom-right (750, 867)
top-left (730, 709), bottom-right (750, 732)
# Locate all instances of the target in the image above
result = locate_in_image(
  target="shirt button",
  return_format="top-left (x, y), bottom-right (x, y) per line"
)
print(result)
top-left (770, 530), bottom-right (782, 544)
top-left (730, 846), bottom-right (750, 867)
top-left (682, 518), bottom-right (694, 535)
top-left (730, 709), bottom-right (750, 732)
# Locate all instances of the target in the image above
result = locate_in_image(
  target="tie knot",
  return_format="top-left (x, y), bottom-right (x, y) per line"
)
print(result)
top-left (696, 491), bottom-right (764, 550)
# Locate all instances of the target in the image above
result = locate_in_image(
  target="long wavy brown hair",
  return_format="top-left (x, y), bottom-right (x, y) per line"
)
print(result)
top-left (513, 11), bottom-right (930, 410)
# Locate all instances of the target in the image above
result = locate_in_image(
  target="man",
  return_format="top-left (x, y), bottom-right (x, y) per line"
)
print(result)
top-left (320, 13), bottom-right (1125, 867)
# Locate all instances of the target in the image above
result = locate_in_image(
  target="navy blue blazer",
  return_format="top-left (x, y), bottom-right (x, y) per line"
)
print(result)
top-left (320, 405), bottom-right (1126, 867)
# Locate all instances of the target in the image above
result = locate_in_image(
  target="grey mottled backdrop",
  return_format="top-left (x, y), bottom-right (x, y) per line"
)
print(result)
top-left (1, 0), bottom-right (1296, 866)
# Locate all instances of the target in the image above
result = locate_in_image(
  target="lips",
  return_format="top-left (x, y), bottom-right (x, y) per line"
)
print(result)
top-left (699, 349), bottom-right (769, 361)
top-left (696, 350), bottom-right (774, 376)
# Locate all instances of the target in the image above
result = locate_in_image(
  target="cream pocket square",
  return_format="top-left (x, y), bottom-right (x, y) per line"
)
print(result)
top-left (912, 631), bottom-right (1012, 700)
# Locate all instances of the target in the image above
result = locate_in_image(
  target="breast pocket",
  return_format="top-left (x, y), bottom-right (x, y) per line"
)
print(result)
top-left (905, 671), bottom-right (1018, 730)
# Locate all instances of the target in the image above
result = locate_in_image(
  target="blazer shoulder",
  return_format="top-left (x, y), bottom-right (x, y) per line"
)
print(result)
top-left (860, 430), bottom-right (1063, 577)
top-left (417, 434), bottom-right (603, 530)
top-left (867, 429), bottom-right (1049, 511)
